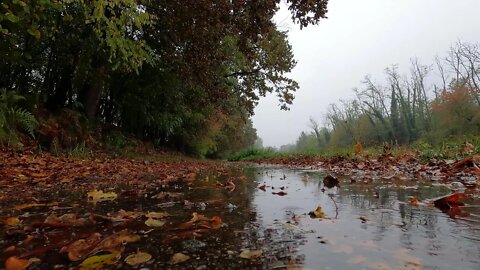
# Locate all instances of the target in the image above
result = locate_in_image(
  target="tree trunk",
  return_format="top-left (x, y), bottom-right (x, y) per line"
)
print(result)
top-left (81, 66), bottom-right (106, 120)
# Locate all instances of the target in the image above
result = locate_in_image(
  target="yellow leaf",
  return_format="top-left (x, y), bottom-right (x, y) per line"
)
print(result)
top-left (79, 253), bottom-right (120, 270)
top-left (124, 251), bottom-right (152, 266)
top-left (171, 253), bottom-right (190, 265)
top-left (144, 217), bottom-right (165, 227)
top-left (145, 211), bottom-right (170, 219)
top-left (239, 250), bottom-right (263, 259)
top-left (309, 206), bottom-right (325, 218)
top-left (87, 189), bottom-right (117, 203)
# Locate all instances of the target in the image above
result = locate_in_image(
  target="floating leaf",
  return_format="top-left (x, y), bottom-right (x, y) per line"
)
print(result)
top-left (145, 217), bottom-right (165, 227)
top-left (433, 193), bottom-right (467, 210)
top-left (124, 251), bottom-right (152, 266)
top-left (309, 206), bottom-right (325, 218)
top-left (171, 252), bottom-right (190, 264)
top-left (410, 197), bottom-right (419, 206)
top-left (87, 189), bottom-right (117, 203)
top-left (239, 250), bottom-right (263, 260)
top-left (79, 253), bottom-right (120, 270)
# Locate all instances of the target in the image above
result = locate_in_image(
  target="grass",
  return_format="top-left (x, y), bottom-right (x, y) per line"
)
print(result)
top-left (228, 136), bottom-right (480, 163)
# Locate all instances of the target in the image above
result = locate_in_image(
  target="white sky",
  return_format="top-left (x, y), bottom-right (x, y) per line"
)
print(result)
top-left (252, 0), bottom-right (480, 148)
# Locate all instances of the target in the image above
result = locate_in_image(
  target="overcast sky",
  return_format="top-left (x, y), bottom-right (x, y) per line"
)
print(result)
top-left (252, 0), bottom-right (480, 148)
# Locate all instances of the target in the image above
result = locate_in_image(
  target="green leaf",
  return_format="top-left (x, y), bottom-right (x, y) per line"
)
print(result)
top-left (5, 13), bottom-right (20, 23)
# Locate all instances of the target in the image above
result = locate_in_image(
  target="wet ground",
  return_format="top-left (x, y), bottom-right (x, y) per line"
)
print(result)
top-left (1, 165), bottom-right (480, 269)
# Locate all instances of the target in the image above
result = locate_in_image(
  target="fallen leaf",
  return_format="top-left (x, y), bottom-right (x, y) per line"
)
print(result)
top-left (145, 217), bottom-right (166, 227)
top-left (410, 197), bottom-right (418, 206)
top-left (14, 203), bottom-right (51, 210)
top-left (188, 212), bottom-right (210, 223)
top-left (91, 230), bottom-right (140, 254)
top-left (4, 217), bottom-right (21, 226)
top-left (309, 206), bottom-right (325, 218)
top-left (5, 256), bottom-right (29, 270)
top-left (239, 250), bottom-right (263, 260)
top-left (171, 252), bottom-right (190, 264)
top-left (354, 142), bottom-right (363, 155)
top-left (323, 175), bottom-right (339, 188)
top-left (87, 189), bottom-right (117, 203)
top-left (145, 211), bottom-right (170, 219)
top-left (124, 251), bottom-right (152, 266)
top-left (60, 233), bottom-right (102, 261)
top-left (433, 193), bottom-right (468, 211)
top-left (79, 253), bottom-right (120, 270)
top-left (211, 216), bottom-right (222, 229)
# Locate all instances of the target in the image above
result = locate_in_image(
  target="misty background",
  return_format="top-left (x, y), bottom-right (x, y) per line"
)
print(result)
top-left (253, 0), bottom-right (480, 148)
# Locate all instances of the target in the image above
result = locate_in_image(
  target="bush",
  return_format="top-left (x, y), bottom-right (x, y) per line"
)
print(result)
top-left (0, 89), bottom-right (38, 147)
top-left (228, 148), bottom-right (277, 161)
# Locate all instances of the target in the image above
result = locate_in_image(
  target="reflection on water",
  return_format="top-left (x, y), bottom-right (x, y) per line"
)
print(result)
top-left (250, 166), bottom-right (480, 270)
top-left (1, 165), bottom-right (479, 269)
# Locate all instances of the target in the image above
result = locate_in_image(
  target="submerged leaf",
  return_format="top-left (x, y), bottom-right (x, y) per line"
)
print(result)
top-left (309, 206), bottom-right (325, 218)
top-left (124, 251), bottom-right (152, 266)
top-left (239, 250), bottom-right (263, 260)
top-left (171, 252), bottom-right (190, 264)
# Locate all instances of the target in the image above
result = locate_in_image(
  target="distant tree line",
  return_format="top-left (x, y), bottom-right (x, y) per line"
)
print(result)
top-left (286, 41), bottom-right (480, 153)
top-left (0, 0), bottom-right (328, 156)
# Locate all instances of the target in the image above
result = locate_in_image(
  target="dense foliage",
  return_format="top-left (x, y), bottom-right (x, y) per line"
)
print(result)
top-left (0, 0), bottom-right (328, 156)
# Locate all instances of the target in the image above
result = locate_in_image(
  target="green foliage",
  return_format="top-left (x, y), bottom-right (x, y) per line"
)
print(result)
top-left (67, 141), bottom-right (91, 159)
top-left (0, 89), bottom-right (38, 146)
top-left (228, 148), bottom-right (277, 161)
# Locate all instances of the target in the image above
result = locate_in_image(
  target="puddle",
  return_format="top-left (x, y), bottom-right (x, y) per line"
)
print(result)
top-left (1, 165), bottom-right (480, 269)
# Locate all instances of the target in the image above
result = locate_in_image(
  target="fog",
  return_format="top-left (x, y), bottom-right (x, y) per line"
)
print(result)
top-left (252, 0), bottom-right (480, 148)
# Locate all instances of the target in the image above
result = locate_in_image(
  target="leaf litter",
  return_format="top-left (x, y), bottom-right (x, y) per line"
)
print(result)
top-left (1, 150), bottom-right (480, 269)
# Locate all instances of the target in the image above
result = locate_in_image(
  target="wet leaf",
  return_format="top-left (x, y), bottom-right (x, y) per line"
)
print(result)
top-left (60, 233), bottom-right (102, 261)
top-left (211, 216), bottom-right (222, 229)
top-left (124, 251), bottom-right (152, 266)
top-left (433, 193), bottom-right (468, 211)
top-left (87, 189), bottom-right (117, 203)
top-left (410, 197), bottom-right (419, 206)
top-left (145, 217), bottom-right (166, 227)
top-left (92, 230), bottom-right (140, 254)
top-left (4, 217), bottom-right (21, 226)
top-left (14, 202), bottom-right (51, 210)
top-left (43, 213), bottom-right (86, 227)
top-left (79, 253), bottom-right (120, 270)
top-left (272, 191), bottom-right (287, 196)
top-left (171, 252), bottom-right (190, 264)
top-left (309, 206), bottom-right (325, 218)
top-left (323, 174), bottom-right (339, 188)
top-left (5, 256), bottom-right (29, 270)
top-left (239, 250), bottom-right (263, 260)
top-left (354, 142), bottom-right (363, 155)
top-left (145, 211), bottom-right (170, 219)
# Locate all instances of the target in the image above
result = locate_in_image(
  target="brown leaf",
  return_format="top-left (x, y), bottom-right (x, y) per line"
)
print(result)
top-left (5, 256), bottom-right (29, 270)
top-left (60, 233), bottom-right (102, 261)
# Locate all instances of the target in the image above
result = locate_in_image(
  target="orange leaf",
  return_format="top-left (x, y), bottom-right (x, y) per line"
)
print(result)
top-left (5, 256), bottom-right (29, 270)
top-left (354, 143), bottom-right (363, 155)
